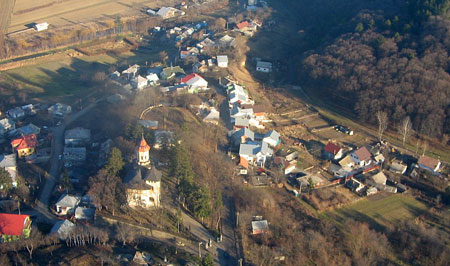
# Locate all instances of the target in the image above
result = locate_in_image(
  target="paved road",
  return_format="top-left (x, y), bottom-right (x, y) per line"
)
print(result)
top-left (165, 198), bottom-right (237, 265)
top-left (39, 101), bottom-right (100, 207)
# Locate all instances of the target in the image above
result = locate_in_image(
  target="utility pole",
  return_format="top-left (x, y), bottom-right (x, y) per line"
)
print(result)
top-left (198, 242), bottom-right (203, 258)
top-left (236, 211), bottom-right (239, 227)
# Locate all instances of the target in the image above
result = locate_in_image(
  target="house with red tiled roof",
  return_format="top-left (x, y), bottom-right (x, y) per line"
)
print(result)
top-left (11, 134), bottom-right (37, 158)
top-left (181, 73), bottom-right (209, 93)
top-left (238, 156), bottom-right (249, 170)
top-left (323, 142), bottom-right (344, 160)
top-left (0, 213), bottom-right (32, 242)
top-left (418, 155), bottom-right (441, 173)
top-left (236, 21), bottom-right (250, 30)
top-left (351, 146), bottom-right (372, 167)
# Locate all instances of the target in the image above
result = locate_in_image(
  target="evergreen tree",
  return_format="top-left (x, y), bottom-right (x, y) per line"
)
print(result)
top-left (355, 22), bottom-right (364, 32)
top-left (60, 169), bottom-right (73, 193)
top-left (190, 186), bottom-right (211, 221)
top-left (0, 168), bottom-right (12, 196)
top-left (105, 147), bottom-right (125, 176)
top-left (202, 253), bottom-right (214, 266)
top-left (171, 143), bottom-right (194, 182)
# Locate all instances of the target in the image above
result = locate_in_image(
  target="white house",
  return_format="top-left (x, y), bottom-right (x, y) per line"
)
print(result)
top-left (0, 154), bottom-right (18, 187)
top-left (239, 142), bottom-right (273, 167)
top-left (262, 130), bottom-right (281, 147)
top-left (418, 155), bottom-right (441, 173)
top-left (146, 9), bottom-right (157, 15)
top-left (34, 22), bottom-right (49, 31)
top-left (371, 171), bottom-right (387, 185)
top-left (157, 7), bottom-right (182, 19)
top-left (122, 64), bottom-right (140, 80)
top-left (202, 108), bottom-right (220, 124)
top-left (132, 75), bottom-right (148, 90)
top-left (217, 55), bottom-right (229, 68)
top-left (181, 73), bottom-right (209, 93)
top-left (323, 142), bottom-right (344, 160)
top-left (0, 118), bottom-right (15, 136)
top-left (48, 103), bottom-right (72, 117)
top-left (351, 147), bottom-right (372, 167)
top-left (339, 154), bottom-right (356, 170)
top-left (146, 73), bottom-right (159, 86)
top-left (55, 194), bottom-right (81, 216)
top-left (389, 161), bottom-right (407, 174)
top-left (256, 61), bottom-right (272, 72)
top-left (228, 85), bottom-right (253, 106)
top-left (230, 105), bottom-right (254, 120)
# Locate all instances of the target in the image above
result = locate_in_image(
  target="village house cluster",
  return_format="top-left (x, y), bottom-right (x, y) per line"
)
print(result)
top-left (0, 103), bottom-right (72, 185)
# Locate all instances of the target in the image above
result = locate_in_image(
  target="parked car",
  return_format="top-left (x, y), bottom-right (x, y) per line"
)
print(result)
top-left (334, 125), bottom-right (354, 135)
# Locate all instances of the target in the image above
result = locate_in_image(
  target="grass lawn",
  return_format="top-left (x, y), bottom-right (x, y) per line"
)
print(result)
top-left (0, 46), bottom-right (169, 101)
top-left (321, 194), bottom-right (428, 230)
top-left (0, 54), bottom-right (114, 100)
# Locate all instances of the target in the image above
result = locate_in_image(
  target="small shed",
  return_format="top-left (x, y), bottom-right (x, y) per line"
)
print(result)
top-left (34, 22), bottom-right (49, 31)
top-left (217, 55), bottom-right (229, 68)
top-left (251, 220), bottom-right (269, 235)
top-left (371, 171), bottom-right (387, 185)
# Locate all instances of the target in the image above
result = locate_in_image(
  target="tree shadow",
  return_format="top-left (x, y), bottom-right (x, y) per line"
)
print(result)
top-left (7, 58), bottom-right (110, 101)
top-left (336, 208), bottom-right (386, 232)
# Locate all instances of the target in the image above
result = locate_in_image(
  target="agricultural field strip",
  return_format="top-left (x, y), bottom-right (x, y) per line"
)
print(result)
top-left (0, 0), bottom-right (15, 35)
top-left (8, 0), bottom-right (156, 33)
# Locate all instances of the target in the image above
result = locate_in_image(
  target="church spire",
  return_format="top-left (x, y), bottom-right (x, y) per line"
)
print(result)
top-left (137, 135), bottom-right (151, 166)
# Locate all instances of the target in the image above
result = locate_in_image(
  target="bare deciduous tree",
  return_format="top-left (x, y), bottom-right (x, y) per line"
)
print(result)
top-left (398, 116), bottom-right (413, 146)
top-left (422, 141), bottom-right (428, 156)
top-left (376, 111), bottom-right (388, 141)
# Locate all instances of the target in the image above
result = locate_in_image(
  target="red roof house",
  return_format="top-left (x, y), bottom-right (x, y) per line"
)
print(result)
top-left (11, 134), bottom-right (37, 158)
top-left (323, 142), bottom-right (344, 160)
top-left (180, 73), bottom-right (208, 93)
top-left (0, 213), bottom-right (32, 241)
top-left (236, 21), bottom-right (250, 30)
top-left (418, 155), bottom-right (441, 172)
top-left (351, 146), bottom-right (372, 166)
top-left (238, 156), bottom-right (249, 169)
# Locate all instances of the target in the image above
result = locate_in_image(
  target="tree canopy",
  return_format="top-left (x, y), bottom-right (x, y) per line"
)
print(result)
top-left (104, 147), bottom-right (125, 177)
top-left (88, 169), bottom-right (126, 212)
top-left (0, 168), bottom-right (13, 196)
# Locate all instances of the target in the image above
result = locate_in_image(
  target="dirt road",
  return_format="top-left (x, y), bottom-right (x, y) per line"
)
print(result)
top-left (0, 0), bottom-right (15, 35)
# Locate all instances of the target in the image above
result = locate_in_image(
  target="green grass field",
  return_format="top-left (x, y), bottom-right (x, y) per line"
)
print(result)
top-left (0, 45), bottom-right (171, 101)
top-left (0, 54), bottom-right (115, 99)
top-left (321, 194), bottom-right (428, 230)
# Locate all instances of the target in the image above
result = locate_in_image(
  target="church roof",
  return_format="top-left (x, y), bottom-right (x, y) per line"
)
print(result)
top-left (124, 164), bottom-right (161, 189)
top-left (138, 136), bottom-right (151, 152)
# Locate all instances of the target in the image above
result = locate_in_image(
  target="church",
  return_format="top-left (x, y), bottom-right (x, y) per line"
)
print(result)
top-left (124, 136), bottom-right (161, 208)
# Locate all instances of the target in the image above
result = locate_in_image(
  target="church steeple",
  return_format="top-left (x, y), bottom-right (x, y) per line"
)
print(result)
top-left (137, 135), bottom-right (151, 166)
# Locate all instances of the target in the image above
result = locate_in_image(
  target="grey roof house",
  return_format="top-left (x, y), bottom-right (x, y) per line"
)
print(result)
top-left (0, 118), bottom-right (15, 136)
top-left (17, 123), bottom-right (40, 136)
top-left (50, 220), bottom-right (75, 240)
top-left (48, 103), bottom-right (72, 117)
top-left (7, 107), bottom-right (25, 120)
top-left (65, 127), bottom-right (91, 146)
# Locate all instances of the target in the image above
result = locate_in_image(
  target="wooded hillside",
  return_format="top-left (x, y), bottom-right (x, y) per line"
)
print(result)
top-left (302, 0), bottom-right (450, 137)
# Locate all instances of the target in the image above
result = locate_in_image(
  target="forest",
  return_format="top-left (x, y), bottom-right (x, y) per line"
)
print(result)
top-left (301, 0), bottom-right (450, 137)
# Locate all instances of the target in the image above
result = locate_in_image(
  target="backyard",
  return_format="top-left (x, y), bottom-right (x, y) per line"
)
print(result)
top-left (321, 193), bottom-right (428, 230)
